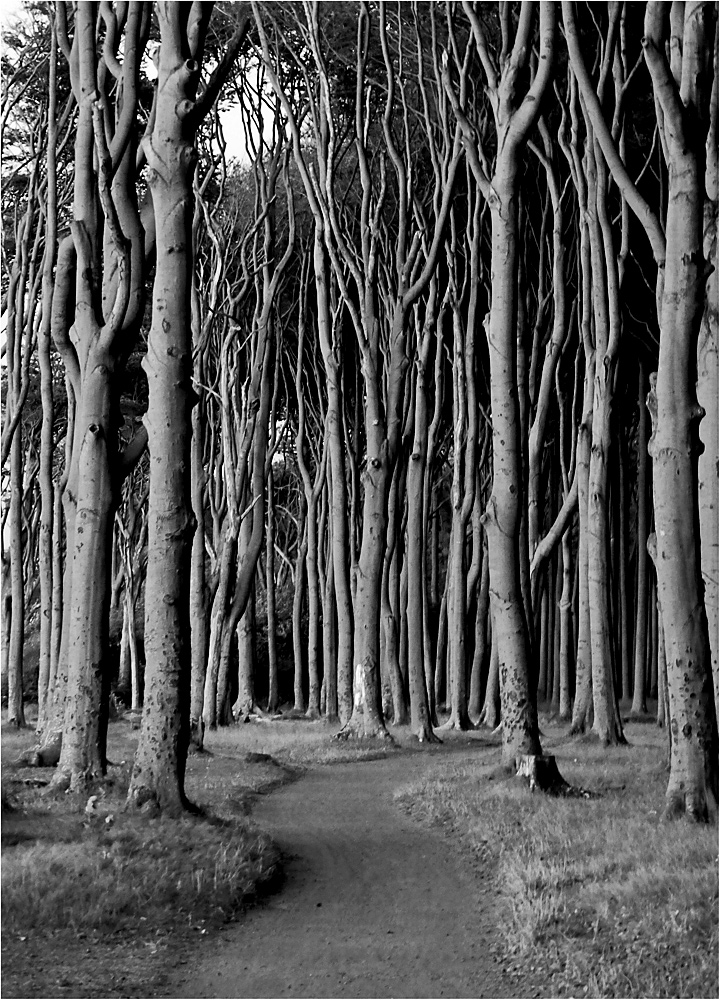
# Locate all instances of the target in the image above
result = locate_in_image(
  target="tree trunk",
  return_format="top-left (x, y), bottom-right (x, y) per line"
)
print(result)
top-left (232, 586), bottom-right (256, 722)
top-left (7, 425), bottom-right (26, 728)
top-left (698, 123), bottom-right (719, 718)
top-left (265, 467), bottom-right (279, 714)
top-left (631, 361), bottom-right (650, 716)
top-left (479, 617), bottom-right (500, 729)
top-left (128, 11), bottom-right (208, 812)
top-left (338, 445), bottom-right (392, 740)
top-left (469, 543), bottom-right (490, 722)
top-left (644, 0), bottom-right (718, 821)
top-left (483, 171), bottom-right (542, 763)
top-left (189, 397), bottom-right (208, 745)
top-left (558, 530), bottom-right (574, 720)
top-left (292, 509), bottom-right (308, 714)
top-left (618, 430), bottom-right (631, 702)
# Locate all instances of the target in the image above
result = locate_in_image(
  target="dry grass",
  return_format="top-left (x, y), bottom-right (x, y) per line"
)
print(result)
top-left (395, 717), bottom-right (719, 999)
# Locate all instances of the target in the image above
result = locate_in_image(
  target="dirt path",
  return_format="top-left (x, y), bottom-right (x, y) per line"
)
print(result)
top-left (167, 746), bottom-right (539, 1000)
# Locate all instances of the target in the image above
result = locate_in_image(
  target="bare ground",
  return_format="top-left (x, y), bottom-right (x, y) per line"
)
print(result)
top-left (164, 731), bottom-right (547, 1000)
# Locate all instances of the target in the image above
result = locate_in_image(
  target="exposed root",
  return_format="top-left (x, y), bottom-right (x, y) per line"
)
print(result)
top-left (14, 731), bottom-right (62, 768)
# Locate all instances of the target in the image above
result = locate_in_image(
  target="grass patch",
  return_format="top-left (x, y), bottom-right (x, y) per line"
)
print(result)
top-left (2, 811), bottom-right (278, 939)
top-left (395, 718), bottom-right (719, 999)
top-left (1, 716), bottom-right (287, 997)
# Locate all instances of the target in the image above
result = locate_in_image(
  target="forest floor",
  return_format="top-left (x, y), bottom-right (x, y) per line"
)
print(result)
top-left (2, 708), bottom-right (718, 999)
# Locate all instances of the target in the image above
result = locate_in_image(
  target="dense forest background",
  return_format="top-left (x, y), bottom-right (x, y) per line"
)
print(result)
top-left (1, 0), bottom-right (717, 822)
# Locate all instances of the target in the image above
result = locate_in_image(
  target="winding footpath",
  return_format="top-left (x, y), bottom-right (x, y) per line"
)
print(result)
top-left (167, 747), bottom-right (540, 999)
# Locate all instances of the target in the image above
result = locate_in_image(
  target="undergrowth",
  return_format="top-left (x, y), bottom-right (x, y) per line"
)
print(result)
top-left (395, 720), bottom-right (719, 999)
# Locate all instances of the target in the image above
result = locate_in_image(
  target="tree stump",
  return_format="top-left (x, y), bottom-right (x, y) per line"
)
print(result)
top-left (515, 754), bottom-right (568, 794)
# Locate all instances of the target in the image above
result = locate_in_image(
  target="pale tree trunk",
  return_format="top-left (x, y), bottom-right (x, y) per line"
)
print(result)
top-left (53, 6), bottom-right (125, 789)
top-left (341, 412), bottom-right (392, 740)
top-left (444, 202), bottom-right (482, 732)
top-left (265, 466), bottom-right (279, 714)
top-left (479, 615), bottom-right (500, 729)
top-left (697, 63), bottom-right (719, 717)
top-left (469, 541), bottom-right (490, 723)
top-left (314, 237), bottom-right (354, 724)
top-left (292, 508), bottom-right (308, 715)
top-left (558, 530), bottom-right (574, 720)
top-left (232, 573), bottom-right (256, 723)
top-left (585, 141), bottom-right (625, 746)
top-left (295, 267), bottom-right (327, 719)
top-left (550, 547), bottom-right (562, 714)
top-left (452, 0), bottom-right (555, 764)
top-left (37, 23), bottom-right (59, 730)
top-left (7, 427), bottom-right (26, 728)
top-left (434, 564), bottom-right (449, 712)
top-left (648, 577), bottom-right (658, 697)
top-left (618, 430), bottom-right (631, 703)
top-left (631, 361), bottom-right (650, 716)
top-left (128, 5), bottom-right (210, 812)
top-left (189, 398), bottom-right (208, 745)
top-left (405, 345), bottom-right (438, 740)
top-left (381, 465), bottom-right (408, 725)
top-left (656, 592), bottom-right (667, 727)
top-left (4, 151), bottom-right (42, 728)
top-left (423, 328), bottom-right (446, 729)
top-left (571, 405), bottom-right (593, 733)
top-left (482, 170), bottom-right (543, 763)
top-left (321, 471), bottom-right (338, 721)
top-left (538, 584), bottom-right (549, 702)
top-left (644, 1), bottom-right (718, 821)
top-left (570, 203), bottom-right (596, 735)
top-left (305, 486), bottom-right (323, 718)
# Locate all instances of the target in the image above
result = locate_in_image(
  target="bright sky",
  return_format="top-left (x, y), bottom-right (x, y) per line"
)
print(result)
top-left (0, 0), bottom-right (250, 162)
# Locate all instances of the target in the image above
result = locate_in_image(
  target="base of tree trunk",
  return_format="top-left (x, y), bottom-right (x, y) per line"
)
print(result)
top-left (334, 719), bottom-right (397, 745)
top-left (413, 724), bottom-right (442, 744)
top-left (663, 788), bottom-right (717, 824)
top-left (477, 707), bottom-right (499, 728)
top-left (233, 702), bottom-right (274, 724)
top-left (189, 716), bottom-right (205, 753)
top-left (515, 754), bottom-right (568, 794)
top-left (514, 754), bottom-right (598, 799)
top-left (440, 715), bottom-right (475, 732)
top-left (624, 711), bottom-right (655, 724)
top-left (15, 731), bottom-right (62, 768)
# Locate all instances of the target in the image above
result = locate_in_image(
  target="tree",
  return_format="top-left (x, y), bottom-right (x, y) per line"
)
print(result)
top-left (128, 3), bottom-right (249, 812)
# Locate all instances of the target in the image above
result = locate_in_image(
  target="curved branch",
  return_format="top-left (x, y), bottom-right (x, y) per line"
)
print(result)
top-left (562, 0), bottom-right (666, 265)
